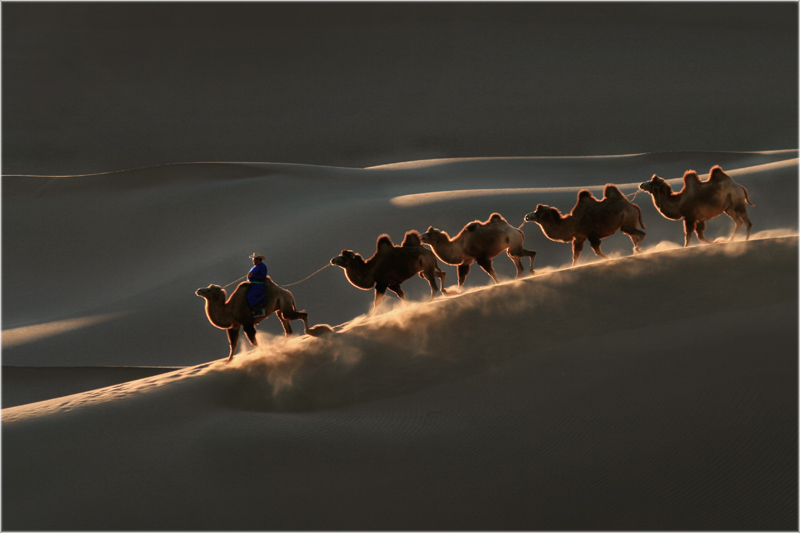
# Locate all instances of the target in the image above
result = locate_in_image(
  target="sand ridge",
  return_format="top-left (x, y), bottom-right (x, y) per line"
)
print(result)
top-left (4, 233), bottom-right (796, 420)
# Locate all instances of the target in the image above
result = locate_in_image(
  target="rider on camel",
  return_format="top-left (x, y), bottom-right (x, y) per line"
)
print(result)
top-left (247, 253), bottom-right (268, 317)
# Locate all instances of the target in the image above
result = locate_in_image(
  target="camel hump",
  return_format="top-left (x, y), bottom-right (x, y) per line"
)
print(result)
top-left (401, 230), bottom-right (422, 247)
top-left (603, 184), bottom-right (624, 200)
top-left (683, 170), bottom-right (701, 183)
top-left (488, 212), bottom-right (507, 224)
top-left (576, 190), bottom-right (599, 206)
top-left (571, 190), bottom-right (599, 217)
top-left (465, 221), bottom-right (480, 232)
top-left (708, 165), bottom-right (731, 182)
top-left (680, 170), bottom-right (702, 193)
top-left (376, 234), bottom-right (395, 252)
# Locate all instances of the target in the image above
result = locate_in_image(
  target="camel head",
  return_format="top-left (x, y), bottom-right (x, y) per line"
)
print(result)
top-left (196, 284), bottom-right (225, 300)
top-left (639, 174), bottom-right (671, 195)
top-left (331, 249), bottom-right (363, 269)
top-left (524, 204), bottom-right (560, 224)
top-left (420, 226), bottom-right (447, 245)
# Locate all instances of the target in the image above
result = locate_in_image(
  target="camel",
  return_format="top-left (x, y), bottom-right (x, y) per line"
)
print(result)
top-left (420, 213), bottom-right (536, 290)
top-left (196, 277), bottom-right (320, 363)
top-left (524, 184), bottom-right (646, 266)
top-left (639, 165), bottom-right (754, 246)
top-left (331, 230), bottom-right (447, 315)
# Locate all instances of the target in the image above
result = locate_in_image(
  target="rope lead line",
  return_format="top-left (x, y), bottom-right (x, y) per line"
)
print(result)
top-left (283, 263), bottom-right (332, 286)
top-left (222, 263), bottom-right (332, 290)
top-left (222, 276), bottom-right (247, 290)
top-left (625, 189), bottom-right (643, 202)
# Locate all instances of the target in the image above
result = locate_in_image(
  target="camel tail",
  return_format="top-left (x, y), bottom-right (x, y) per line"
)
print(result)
top-left (741, 185), bottom-right (755, 206)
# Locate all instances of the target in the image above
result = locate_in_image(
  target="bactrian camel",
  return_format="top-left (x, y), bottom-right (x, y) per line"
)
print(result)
top-left (196, 278), bottom-right (326, 363)
top-left (420, 213), bottom-right (536, 289)
top-left (639, 165), bottom-right (754, 246)
top-left (524, 184), bottom-right (646, 266)
top-left (331, 230), bottom-right (447, 315)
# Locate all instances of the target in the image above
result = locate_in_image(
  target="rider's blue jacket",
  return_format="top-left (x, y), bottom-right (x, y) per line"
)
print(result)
top-left (247, 262), bottom-right (268, 308)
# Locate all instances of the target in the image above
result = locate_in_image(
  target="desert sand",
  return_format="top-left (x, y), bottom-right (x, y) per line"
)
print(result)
top-left (2, 149), bottom-right (797, 530)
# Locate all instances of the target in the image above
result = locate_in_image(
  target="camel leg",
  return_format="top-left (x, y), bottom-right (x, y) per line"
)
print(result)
top-left (388, 284), bottom-right (406, 302)
top-left (476, 257), bottom-right (499, 284)
top-left (371, 285), bottom-right (388, 315)
top-left (276, 312), bottom-right (293, 337)
top-left (226, 326), bottom-right (241, 363)
top-left (572, 237), bottom-right (586, 266)
top-left (507, 246), bottom-right (536, 274)
top-left (280, 308), bottom-right (308, 321)
top-left (280, 308), bottom-right (309, 335)
top-left (526, 250), bottom-right (537, 273)
top-left (728, 216), bottom-right (744, 242)
top-left (622, 228), bottom-right (646, 253)
top-left (694, 221), bottom-right (712, 244)
top-left (635, 230), bottom-right (646, 252)
top-left (743, 212), bottom-right (753, 240)
top-left (457, 263), bottom-right (472, 289)
top-left (683, 219), bottom-right (697, 247)
top-left (508, 254), bottom-right (524, 278)
top-left (588, 236), bottom-right (607, 259)
top-left (434, 267), bottom-right (447, 295)
top-left (243, 323), bottom-right (258, 346)
top-left (421, 269), bottom-right (441, 299)
top-left (741, 209), bottom-right (753, 240)
top-left (726, 207), bottom-right (752, 241)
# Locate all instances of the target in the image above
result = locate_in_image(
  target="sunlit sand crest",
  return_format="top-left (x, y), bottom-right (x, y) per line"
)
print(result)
top-left (2, 312), bottom-right (128, 349)
top-left (389, 157), bottom-right (798, 207)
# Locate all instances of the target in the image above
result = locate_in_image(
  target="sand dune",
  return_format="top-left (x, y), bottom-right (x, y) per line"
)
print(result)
top-left (2, 150), bottom-right (796, 365)
top-left (4, 234), bottom-right (797, 418)
top-left (2, 151), bottom-right (797, 529)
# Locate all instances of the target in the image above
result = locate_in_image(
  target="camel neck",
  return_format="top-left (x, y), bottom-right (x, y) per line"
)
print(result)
top-left (205, 296), bottom-right (234, 329)
top-left (430, 235), bottom-right (463, 264)
top-left (539, 215), bottom-right (577, 242)
top-left (344, 259), bottom-right (377, 289)
top-left (651, 190), bottom-right (683, 220)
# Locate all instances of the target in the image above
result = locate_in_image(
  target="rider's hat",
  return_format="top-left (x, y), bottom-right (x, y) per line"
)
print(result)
top-left (249, 253), bottom-right (265, 260)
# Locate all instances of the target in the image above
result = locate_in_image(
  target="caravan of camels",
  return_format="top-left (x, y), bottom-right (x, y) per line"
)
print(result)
top-left (197, 164), bottom-right (755, 361)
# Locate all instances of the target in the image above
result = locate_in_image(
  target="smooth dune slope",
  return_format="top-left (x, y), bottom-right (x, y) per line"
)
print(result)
top-left (3, 236), bottom-right (798, 529)
top-left (2, 151), bottom-right (798, 530)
